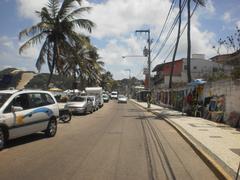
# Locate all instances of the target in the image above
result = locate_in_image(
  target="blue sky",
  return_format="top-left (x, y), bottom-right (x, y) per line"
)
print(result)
top-left (0, 0), bottom-right (239, 80)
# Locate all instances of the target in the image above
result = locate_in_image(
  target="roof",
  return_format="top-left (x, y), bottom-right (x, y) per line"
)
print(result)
top-left (0, 89), bottom-right (53, 95)
top-left (152, 59), bottom-right (183, 72)
top-left (0, 90), bottom-right (19, 94)
top-left (210, 50), bottom-right (240, 64)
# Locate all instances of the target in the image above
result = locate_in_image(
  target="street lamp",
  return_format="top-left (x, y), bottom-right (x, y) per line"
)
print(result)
top-left (122, 55), bottom-right (145, 59)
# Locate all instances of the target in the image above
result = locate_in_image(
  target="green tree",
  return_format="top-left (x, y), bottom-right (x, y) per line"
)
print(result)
top-left (19, 0), bottom-right (95, 87)
top-left (186, 0), bottom-right (205, 82)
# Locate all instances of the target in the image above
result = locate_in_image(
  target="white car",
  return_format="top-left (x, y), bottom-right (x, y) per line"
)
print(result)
top-left (118, 95), bottom-right (128, 103)
top-left (0, 90), bottom-right (59, 150)
top-left (111, 91), bottom-right (118, 99)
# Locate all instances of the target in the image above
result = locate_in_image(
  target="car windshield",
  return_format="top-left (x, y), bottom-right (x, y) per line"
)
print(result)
top-left (118, 95), bottom-right (125, 98)
top-left (112, 92), bottom-right (117, 95)
top-left (70, 96), bottom-right (86, 102)
top-left (0, 93), bottom-right (11, 108)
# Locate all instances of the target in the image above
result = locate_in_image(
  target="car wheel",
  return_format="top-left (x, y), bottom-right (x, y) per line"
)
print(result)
top-left (61, 112), bottom-right (72, 123)
top-left (0, 127), bottom-right (5, 151)
top-left (45, 118), bottom-right (57, 137)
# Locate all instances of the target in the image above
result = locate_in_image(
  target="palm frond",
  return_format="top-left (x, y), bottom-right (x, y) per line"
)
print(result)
top-left (47, 0), bottom-right (60, 18)
top-left (19, 22), bottom-right (48, 40)
top-left (58, 0), bottom-right (82, 19)
top-left (193, 0), bottom-right (205, 6)
top-left (63, 7), bottom-right (92, 21)
top-left (35, 7), bottom-right (54, 24)
top-left (19, 32), bottom-right (46, 54)
top-left (36, 39), bottom-right (50, 71)
top-left (71, 18), bottom-right (95, 33)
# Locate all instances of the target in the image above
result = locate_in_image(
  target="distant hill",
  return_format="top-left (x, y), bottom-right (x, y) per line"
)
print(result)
top-left (0, 68), bottom-right (25, 89)
top-left (25, 73), bottom-right (74, 90)
top-left (0, 68), bottom-right (74, 90)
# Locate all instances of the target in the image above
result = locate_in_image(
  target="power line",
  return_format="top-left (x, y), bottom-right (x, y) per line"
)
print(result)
top-left (151, 0), bottom-right (187, 62)
top-left (162, 2), bottom-right (199, 63)
top-left (151, 0), bottom-right (176, 52)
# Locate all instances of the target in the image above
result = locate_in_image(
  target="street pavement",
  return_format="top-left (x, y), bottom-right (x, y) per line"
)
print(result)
top-left (131, 99), bottom-right (240, 179)
top-left (0, 100), bottom-right (217, 180)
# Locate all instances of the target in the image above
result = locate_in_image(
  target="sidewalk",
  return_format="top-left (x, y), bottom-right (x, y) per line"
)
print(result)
top-left (131, 99), bottom-right (240, 179)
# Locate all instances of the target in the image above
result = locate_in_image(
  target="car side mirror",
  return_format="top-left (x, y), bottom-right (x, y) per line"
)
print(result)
top-left (11, 106), bottom-right (23, 112)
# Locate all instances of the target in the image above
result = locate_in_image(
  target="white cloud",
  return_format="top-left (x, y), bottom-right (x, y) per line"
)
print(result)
top-left (223, 12), bottom-right (231, 23)
top-left (16, 0), bottom-right (48, 22)
top-left (0, 36), bottom-right (14, 49)
top-left (15, 0), bottom-right (218, 79)
top-left (236, 21), bottom-right (240, 28)
top-left (205, 0), bottom-right (215, 14)
top-left (85, 0), bottom-right (175, 39)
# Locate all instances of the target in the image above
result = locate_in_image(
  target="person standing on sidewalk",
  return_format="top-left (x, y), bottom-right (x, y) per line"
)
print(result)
top-left (147, 92), bottom-right (151, 108)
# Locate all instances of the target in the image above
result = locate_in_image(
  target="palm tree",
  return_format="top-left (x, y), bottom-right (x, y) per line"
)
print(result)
top-left (62, 37), bottom-right (104, 89)
top-left (19, 0), bottom-right (95, 86)
top-left (186, 0), bottom-right (205, 82)
top-left (169, 0), bottom-right (182, 89)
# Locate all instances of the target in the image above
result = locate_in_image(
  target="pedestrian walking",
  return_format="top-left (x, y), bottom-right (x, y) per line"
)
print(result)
top-left (147, 92), bottom-right (151, 108)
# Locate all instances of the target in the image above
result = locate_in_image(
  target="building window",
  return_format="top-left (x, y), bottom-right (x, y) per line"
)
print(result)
top-left (193, 66), bottom-right (197, 70)
top-left (184, 65), bottom-right (187, 70)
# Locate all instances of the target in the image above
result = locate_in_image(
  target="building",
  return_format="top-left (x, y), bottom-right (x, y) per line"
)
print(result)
top-left (211, 50), bottom-right (240, 67)
top-left (152, 54), bottom-right (233, 88)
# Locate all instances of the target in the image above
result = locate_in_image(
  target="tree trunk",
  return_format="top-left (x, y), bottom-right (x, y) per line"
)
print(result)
top-left (169, 0), bottom-right (182, 89)
top-left (47, 42), bottom-right (58, 87)
top-left (187, 0), bottom-right (192, 83)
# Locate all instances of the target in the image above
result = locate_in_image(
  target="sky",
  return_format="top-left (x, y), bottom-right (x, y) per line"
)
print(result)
top-left (0, 0), bottom-right (239, 80)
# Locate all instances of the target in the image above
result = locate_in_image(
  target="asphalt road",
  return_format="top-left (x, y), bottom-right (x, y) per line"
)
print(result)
top-left (0, 100), bottom-right (217, 180)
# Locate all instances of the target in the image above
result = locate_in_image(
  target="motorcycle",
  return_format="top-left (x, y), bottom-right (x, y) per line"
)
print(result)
top-left (59, 109), bottom-right (72, 123)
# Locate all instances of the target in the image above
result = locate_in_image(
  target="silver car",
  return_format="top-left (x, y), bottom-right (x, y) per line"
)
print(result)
top-left (65, 96), bottom-right (94, 114)
top-left (118, 95), bottom-right (128, 103)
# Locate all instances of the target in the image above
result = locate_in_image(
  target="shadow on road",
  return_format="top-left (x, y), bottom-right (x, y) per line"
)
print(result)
top-left (6, 133), bottom-right (46, 149)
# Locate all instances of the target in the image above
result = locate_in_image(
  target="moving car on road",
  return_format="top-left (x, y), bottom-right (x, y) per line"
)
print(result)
top-left (118, 95), bottom-right (128, 103)
top-left (111, 91), bottom-right (118, 99)
top-left (65, 96), bottom-right (94, 115)
top-left (0, 89), bottom-right (59, 150)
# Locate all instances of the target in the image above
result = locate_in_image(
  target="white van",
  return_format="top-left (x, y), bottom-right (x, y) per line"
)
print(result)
top-left (0, 90), bottom-right (59, 150)
top-left (111, 91), bottom-right (118, 99)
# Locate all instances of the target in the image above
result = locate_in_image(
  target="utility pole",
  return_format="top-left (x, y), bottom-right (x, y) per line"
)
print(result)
top-left (135, 29), bottom-right (151, 91)
top-left (125, 69), bottom-right (131, 97)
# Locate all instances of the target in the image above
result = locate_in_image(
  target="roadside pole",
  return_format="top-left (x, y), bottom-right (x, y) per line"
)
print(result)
top-left (136, 29), bottom-right (152, 108)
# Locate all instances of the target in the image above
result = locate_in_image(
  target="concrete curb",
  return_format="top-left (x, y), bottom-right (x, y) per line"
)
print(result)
top-left (130, 100), bottom-right (233, 180)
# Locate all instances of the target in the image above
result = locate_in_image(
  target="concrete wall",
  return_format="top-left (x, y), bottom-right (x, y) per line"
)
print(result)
top-left (182, 58), bottom-right (232, 80)
top-left (202, 79), bottom-right (240, 121)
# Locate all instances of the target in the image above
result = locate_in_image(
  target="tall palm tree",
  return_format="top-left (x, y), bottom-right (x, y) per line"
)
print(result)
top-left (19, 0), bottom-right (95, 86)
top-left (186, 0), bottom-right (205, 82)
top-left (63, 38), bottom-right (104, 89)
top-left (169, 0), bottom-right (182, 89)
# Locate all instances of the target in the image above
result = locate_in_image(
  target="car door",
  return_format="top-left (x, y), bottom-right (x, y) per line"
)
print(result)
top-left (3, 93), bottom-right (40, 139)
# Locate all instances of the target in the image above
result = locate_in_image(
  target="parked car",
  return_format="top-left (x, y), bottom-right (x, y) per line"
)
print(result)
top-left (118, 95), bottom-right (128, 103)
top-left (0, 90), bottom-right (59, 150)
top-left (111, 91), bottom-right (118, 99)
top-left (88, 96), bottom-right (98, 111)
top-left (102, 94), bottom-right (109, 102)
top-left (65, 96), bottom-right (94, 115)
